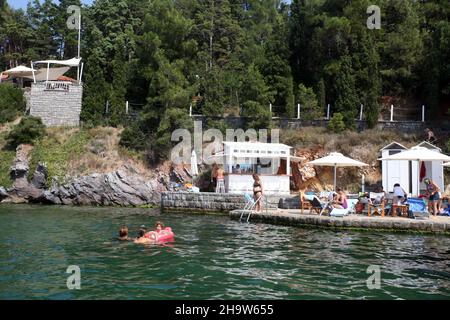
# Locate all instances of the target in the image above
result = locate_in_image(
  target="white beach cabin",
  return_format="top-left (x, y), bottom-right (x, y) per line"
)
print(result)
top-left (221, 142), bottom-right (299, 196)
top-left (380, 142), bottom-right (409, 193)
top-left (381, 141), bottom-right (445, 196)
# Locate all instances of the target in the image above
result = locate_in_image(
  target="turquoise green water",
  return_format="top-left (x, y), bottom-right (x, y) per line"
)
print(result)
top-left (0, 204), bottom-right (449, 300)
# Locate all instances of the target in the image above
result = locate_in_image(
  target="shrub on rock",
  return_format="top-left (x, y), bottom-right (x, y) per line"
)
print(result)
top-left (7, 116), bottom-right (45, 148)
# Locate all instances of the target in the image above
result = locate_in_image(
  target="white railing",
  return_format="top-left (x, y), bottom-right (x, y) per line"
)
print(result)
top-left (44, 81), bottom-right (71, 91)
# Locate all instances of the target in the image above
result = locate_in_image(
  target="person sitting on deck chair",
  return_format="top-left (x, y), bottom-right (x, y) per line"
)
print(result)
top-left (332, 188), bottom-right (348, 209)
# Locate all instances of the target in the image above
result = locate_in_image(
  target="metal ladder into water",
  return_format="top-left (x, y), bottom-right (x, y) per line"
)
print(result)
top-left (239, 194), bottom-right (263, 222)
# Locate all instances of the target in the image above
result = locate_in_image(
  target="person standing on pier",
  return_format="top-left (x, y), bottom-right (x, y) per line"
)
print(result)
top-left (216, 166), bottom-right (225, 193)
top-left (252, 174), bottom-right (263, 212)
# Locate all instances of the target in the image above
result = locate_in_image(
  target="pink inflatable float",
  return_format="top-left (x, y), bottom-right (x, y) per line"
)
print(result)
top-left (144, 227), bottom-right (174, 243)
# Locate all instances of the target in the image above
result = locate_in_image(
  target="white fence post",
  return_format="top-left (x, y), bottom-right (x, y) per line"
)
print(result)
top-left (270, 103), bottom-right (273, 117)
top-left (422, 105), bottom-right (425, 122)
top-left (189, 103), bottom-right (192, 117)
top-left (390, 104), bottom-right (394, 122)
top-left (327, 104), bottom-right (330, 120)
top-left (125, 101), bottom-right (129, 115)
top-left (297, 103), bottom-right (300, 119)
top-left (360, 104), bottom-right (363, 121)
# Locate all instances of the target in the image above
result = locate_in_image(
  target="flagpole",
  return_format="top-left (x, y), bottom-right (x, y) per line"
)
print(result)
top-left (77, 11), bottom-right (81, 82)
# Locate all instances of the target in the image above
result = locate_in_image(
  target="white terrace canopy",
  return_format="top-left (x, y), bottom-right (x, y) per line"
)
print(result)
top-left (0, 65), bottom-right (71, 83)
top-left (31, 57), bottom-right (83, 84)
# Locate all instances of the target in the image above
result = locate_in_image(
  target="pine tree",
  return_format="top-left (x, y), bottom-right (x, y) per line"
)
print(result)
top-left (334, 56), bottom-right (359, 129)
top-left (296, 84), bottom-right (322, 120)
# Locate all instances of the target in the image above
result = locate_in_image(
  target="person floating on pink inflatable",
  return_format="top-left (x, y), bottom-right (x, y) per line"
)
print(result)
top-left (134, 221), bottom-right (174, 244)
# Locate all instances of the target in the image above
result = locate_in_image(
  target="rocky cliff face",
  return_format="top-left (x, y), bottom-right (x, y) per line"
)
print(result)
top-left (0, 145), bottom-right (192, 206)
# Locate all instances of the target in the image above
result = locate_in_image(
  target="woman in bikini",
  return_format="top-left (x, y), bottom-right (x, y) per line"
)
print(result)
top-left (424, 178), bottom-right (440, 216)
top-left (252, 173), bottom-right (263, 213)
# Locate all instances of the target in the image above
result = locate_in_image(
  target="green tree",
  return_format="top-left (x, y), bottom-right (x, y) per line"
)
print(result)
top-left (328, 112), bottom-right (346, 133)
top-left (296, 84), bottom-right (322, 120)
top-left (0, 84), bottom-right (26, 124)
top-left (334, 56), bottom-right (359, 129)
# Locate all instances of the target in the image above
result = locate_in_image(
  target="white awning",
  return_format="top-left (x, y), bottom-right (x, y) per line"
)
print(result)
top-left (23, 67), bottom-right (70, 81)
top-left (33, 57), bottom-right (81, 67)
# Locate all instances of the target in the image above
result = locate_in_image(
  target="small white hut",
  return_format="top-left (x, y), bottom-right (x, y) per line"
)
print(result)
top-left (220, 141), bottom-right (301, 196)
top-left (380, 141), bottom-right (445, 195)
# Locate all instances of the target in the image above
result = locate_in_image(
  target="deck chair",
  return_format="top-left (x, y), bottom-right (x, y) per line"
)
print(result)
top-left (328, 199), bottom-right (358, 217)
top-left (406, 198), bottom-right (430, 220)
top-left (239, 193), bottom-right (263, 222)
top-left (303, 194), bottom-right (328, 215)
top-left (299, 190), bottom-right (313, 214)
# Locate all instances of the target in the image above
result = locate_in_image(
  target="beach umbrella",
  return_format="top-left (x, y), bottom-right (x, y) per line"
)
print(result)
top-left (2, 65), bottom-right (34, 77)
top-left (307, 152), bottom-right (368, 191)
top-left (379, 146), bottom-right (450, 196)
top-left (190, 150), bottom-right (199, 177)
top-left (1, 66), bottom-right (35, 86)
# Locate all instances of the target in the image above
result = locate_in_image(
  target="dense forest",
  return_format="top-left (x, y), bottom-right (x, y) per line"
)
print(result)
top-left (1, 0), bottom-right (449, 160)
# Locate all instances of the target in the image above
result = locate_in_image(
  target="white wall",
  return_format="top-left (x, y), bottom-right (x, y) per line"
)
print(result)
top-left (382, 149), bottom-right (409, 193)
top-left (226, 174), bottom-right (290, 196)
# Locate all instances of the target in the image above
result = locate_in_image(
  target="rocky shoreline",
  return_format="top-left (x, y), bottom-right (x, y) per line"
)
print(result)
top-left (0, 145), bottom-right (191, 206)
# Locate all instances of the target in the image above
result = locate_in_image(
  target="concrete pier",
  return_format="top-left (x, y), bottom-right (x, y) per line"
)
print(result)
top-left (161, 192), bottom-right (450, 235)
top-left (230, 209), bottom-right (450, 234)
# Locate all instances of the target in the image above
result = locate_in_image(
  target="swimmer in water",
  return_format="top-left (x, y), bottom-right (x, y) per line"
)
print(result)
top-left (154, 221), bottom-right (164, 233)
top-left (118, 226), bottom-right (131, 241)
top-left (134, 224), bottom-right (158, 244)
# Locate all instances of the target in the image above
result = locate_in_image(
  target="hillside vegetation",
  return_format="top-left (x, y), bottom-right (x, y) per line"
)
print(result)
top-left (1, 0), bottom-right (449, 162)
top-left (2, 117), bottom-right (448, 193)
top-left (0, 122), bottom-right (149, 187)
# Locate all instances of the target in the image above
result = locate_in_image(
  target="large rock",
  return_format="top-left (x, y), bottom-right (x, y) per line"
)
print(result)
top-left (31, 163), bottom-right (48, 189)
top-left (0, 186), bottom-right (7, 200)
top-left (10, 144), bottom-right (33, 182)
top-left (5, 144), bottom-right (45, 203)
top-left (1, 147), bottom-right (192, 206)
top-left (42, 164), bottom-right (168, 206)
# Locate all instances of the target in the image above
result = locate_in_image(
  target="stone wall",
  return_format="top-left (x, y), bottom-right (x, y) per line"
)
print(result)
top-left (192, 115), bottom-right (426, 134)
top-left (29, 82), bottom-right (82, 127)
top-left (161, 192), bottom-right (285, 213)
